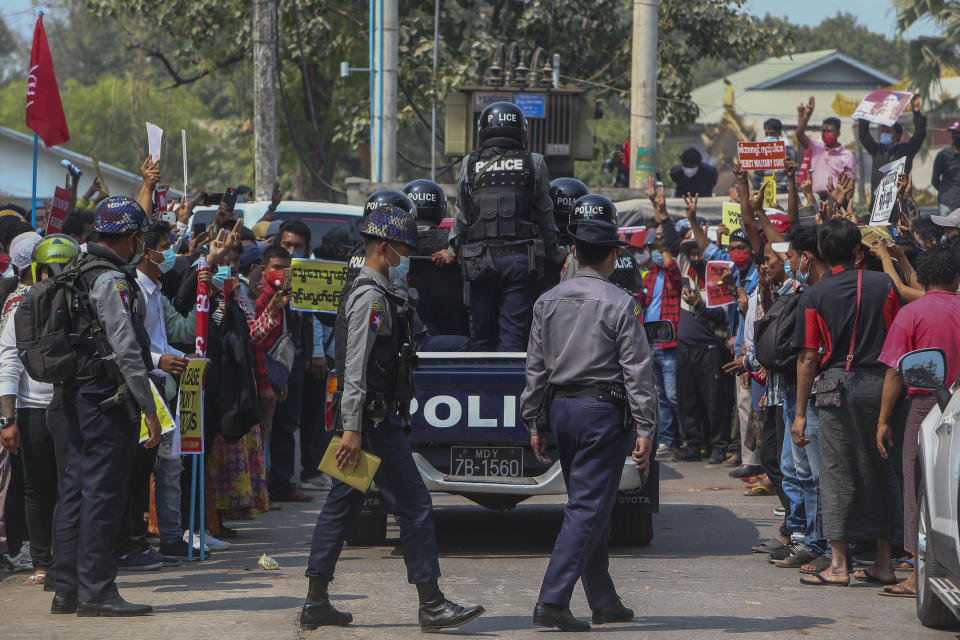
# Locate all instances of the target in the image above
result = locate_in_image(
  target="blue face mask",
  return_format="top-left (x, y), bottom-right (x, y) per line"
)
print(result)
top-left (784, 259), bottom-right (794, 280)
top-left (289, 250), bottom-right (304, 259)
top-left (651, 250), bottom-right (664, 266)
top-left (764, 135), bottom-right (779, 142)
top-left (795, 255), bottom-right (810, 284)
top-left (879, 132), bottom-right (894, 145)
top-left (158, 248), bottom-right (177, 274)
top-left (212, 265), bottom-right (232, 290)
top-left (387, 245), bottom-right (410, 281)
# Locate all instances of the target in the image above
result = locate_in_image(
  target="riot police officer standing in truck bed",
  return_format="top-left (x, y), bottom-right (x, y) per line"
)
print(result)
top-left (435, 101), bottom-right (563, 352)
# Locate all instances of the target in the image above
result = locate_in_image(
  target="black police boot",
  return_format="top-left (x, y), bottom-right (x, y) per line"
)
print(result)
top-left (533, 602), bottom-right (591, 632)
top-left (416, 580), bottom-right (485, 632)
top-left (50, 594), bottom-right (77, 614)
top-left (592, 599), bottom-right (634, 624)
top-left (299, 578), bottom-right (352, 629)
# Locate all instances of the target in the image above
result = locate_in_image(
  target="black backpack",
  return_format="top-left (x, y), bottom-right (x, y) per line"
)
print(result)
top-left (14, 258), bottom-right (113, 384)
top-left (753, 291), bottom-right (802, 374)
top-left (205, 297), bottom-right (260, 444)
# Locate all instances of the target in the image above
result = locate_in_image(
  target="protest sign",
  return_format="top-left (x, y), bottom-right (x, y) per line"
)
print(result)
top-left (146, 122), bottom-right (163, 162)
top-left (736, 140), bottom-right (785, 171)
top-left (91, 154), bottom-right (109, 196)
top-left (177, 359), bottom-right (208, 454)
top-left (46, 186), bottom-right (70, 234)
top-left (763, 175), bottom-right (777, 208)
top-left (852, 90), bottom-right (915, 127)
top-left (796, 146), bottom-right (813, 185)
top-left (139, 380), bottom-right (177, 444)
top-left (289, 258), bottom-right (349, 314)
top-left (705, 260), bottom-right (735, 308)
top-left (870, 156), bottom-right (906, 226)
top-left (721, 202), bottom-right (741, 245)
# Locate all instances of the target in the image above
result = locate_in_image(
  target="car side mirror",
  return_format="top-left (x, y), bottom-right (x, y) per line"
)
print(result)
top-left (644, 320), bottom-right (675, 346)
top-left (898, 348), bottom-right (951, 410)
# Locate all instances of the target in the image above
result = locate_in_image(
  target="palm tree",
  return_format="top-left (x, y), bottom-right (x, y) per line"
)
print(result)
top-left (895, 0), bottom-right (960, 100)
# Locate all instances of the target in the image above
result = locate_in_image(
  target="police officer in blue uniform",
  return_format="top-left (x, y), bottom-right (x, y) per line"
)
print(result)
top-left (520, 218), bottom-right (658, 631)
top-left (51, 196), bottom-right (161, 616)
top-left (440, 101), bottom-right (563, 351)
top-left (300, 205), bottom-right (484, 632)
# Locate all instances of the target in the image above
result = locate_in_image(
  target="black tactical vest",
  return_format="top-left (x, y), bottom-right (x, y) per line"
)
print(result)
top-left (464, 147), bottom-right (537, 243)
top-left (333, 276), bottom-right (403, 402)
top-left (609, 252), bottom-right (643, 295)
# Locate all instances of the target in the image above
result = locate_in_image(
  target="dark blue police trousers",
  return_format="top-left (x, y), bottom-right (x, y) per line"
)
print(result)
top-left (539, 397), bottom-right (631, 609)
top-left (468, 252), bottom-right (533, 352)
top-left (306, 423), bottom-right (441, 585)
top-left (54, 381), bottom-right (139, 603)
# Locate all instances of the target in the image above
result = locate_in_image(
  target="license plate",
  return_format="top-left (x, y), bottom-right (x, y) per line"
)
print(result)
top-left (450, 446), bottom-right (523, 478)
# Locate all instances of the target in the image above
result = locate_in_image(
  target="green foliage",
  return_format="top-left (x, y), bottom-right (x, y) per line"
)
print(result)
top-left (894, 0), bottom-right (960, 101)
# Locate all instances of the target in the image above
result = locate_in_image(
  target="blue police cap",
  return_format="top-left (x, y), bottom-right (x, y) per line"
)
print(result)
top-left (568, 219), bottom-right (629, 248)
top-left (93, 196), bottom-right (152, 235)
top-left (360, 204), bottom-right (418, 249)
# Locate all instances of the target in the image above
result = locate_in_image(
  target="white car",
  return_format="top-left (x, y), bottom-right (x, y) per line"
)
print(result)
top-left (898, 348), bottom-right (960, 629)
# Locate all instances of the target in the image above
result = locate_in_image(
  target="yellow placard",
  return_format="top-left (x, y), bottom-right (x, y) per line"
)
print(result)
top-left (763, 175), bottom-right (777, 209)
top-left (289, 258), bottom-right (349, 314)
top-left (177, 359), bottom-right (208, 454)
top-left (721, 202), bottom-right (742, 245)
top-left (139, 379), bottom-right (177, 444)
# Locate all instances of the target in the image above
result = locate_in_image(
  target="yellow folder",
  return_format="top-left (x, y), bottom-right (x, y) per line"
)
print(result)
top-left (318, 437), bottom-right (381, 493)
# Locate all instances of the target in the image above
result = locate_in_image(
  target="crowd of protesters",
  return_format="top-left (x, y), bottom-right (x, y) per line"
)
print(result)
top-left (0, 156), bottom-right (340, 591)
top-left (635, 94), bottom-right (960, 597)
top-left (0, 90), bottom-right (959, 611)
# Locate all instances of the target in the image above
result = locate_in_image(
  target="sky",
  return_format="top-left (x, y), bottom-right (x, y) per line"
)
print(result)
top-left (1, 0), bottom-right (942, 41)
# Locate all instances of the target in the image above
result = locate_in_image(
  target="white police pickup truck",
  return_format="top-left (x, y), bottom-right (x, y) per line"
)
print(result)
top-left (345, 321), bottom-right (674, 549)
top-left (897, 348), bottom-right (960, 629)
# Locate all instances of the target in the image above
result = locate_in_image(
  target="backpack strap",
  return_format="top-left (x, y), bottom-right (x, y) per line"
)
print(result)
top-left (845, 268), bottom-right (863, 373)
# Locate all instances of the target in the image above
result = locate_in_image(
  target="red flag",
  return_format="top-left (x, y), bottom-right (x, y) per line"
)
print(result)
top-left (25, 14), bottom-right (69, 148)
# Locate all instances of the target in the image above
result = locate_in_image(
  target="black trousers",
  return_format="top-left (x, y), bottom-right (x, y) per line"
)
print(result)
top-left (760, 405), bottom-right (789, 537)
top-left (3, 451), bottom-right (27, 556)
top-left (115, 445), bottom-right (158, 557)
top-left (676, 342), bottom-right (731, 454)
top-left (299, 370), bottom-right (330, 481)
top-left (19, 407), bottom-right (68, 570)
top-left (55, 381), bottom-right (139, 603)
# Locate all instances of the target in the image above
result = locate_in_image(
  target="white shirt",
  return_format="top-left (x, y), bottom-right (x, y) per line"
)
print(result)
top-left (0, 287), bottom-right (53, 407)
top-left (135, 269), bottom-right (183, 376)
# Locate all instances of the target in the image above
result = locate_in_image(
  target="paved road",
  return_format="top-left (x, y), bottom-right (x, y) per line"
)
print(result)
top-left (1, 459), bottom-right (956, 639)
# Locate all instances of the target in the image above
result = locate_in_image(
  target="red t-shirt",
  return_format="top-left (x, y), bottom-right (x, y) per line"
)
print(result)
top-left (878, 289), bottom-right (960, 395)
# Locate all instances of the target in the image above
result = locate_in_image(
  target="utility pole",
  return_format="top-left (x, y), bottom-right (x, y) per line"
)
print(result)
top-left (382, 0), bottom-right (398, 182)
top-left (253, 0), bottom-right (278, 200)
top-left (629, 0), bottom-right (658, 189)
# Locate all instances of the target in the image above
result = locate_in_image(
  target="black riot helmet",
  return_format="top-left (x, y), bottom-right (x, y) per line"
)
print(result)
top-left (403, 179), bottom-right (447, 224)
top-left (477, 101), bottom-right (527, 146)
top-left (550, 178), bottom-right (589, 224)
top-left (570, 193), bottom-right (617, 226)
top-left (364, 189), bottom-right (416, 217)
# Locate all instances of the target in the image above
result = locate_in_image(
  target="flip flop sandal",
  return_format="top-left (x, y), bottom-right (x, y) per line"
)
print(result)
top-left (853, 569), bottom-right (898, 586)
top-left (894, 559), bottom-right (915, 572)
top-left (22, 571), bottom-right (45, 585)
top-left (743, 484), bottom-right (774, 496)
top-left (776, 549), bottom-right (819, 568)
top-left (800, 573), bottom-right (849, 587)
top-left (800, 555), bottom-right (833, 574)
top-left (752, 537), bottom-right (788, 554)
top-left (879, 583), bottom-right (916, 598)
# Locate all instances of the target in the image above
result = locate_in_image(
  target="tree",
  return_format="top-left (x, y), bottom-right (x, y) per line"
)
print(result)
top-left (894, 0), bottom-right (960, 101)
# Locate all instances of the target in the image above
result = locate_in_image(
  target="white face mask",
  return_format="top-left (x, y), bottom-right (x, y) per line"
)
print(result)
top-left (682, 167), bottom-right (698, 178)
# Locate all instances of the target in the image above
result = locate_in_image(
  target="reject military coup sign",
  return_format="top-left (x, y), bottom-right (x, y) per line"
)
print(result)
top-left (289, 258), bottom-right (349, 314)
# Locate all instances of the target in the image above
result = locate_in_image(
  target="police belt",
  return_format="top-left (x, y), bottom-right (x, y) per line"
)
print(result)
top-left (487, 241), bottom-right (531, 258)
top-left (552, 382), bottom-right (627, 406)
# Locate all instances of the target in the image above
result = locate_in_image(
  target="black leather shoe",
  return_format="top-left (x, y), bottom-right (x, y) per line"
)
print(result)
top-left (592, 600), bottom-right (634, 624)
top-left (672, 447), bottom-right (702, 462)
top-left (299, 578), bottom-right (352, 629)
top-left (419, 598), bottom-right (485, 631)
top-left (76, 596), bottom-right (152, 617)
top-left (50, 594), bottom-right (77, 614)
top-left (533, 602), bottom-right (590, 632)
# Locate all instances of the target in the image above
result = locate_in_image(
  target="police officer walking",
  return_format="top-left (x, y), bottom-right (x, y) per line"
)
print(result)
top-left (300, 205), bottom-right (484, 632)
top-left (436, 101), bottom-right (562, 351)
top-left (51, 196), bottom-right (161, 616)
top-left (520, 218), bottom-right (658, 632)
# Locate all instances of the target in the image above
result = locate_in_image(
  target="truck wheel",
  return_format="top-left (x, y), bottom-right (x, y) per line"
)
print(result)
top-left (916, 485), bottom-right (959, 629)
top-left (610, 505), bottom-right (653, 547)
top-left (346, 495), bottom-right (388, 547)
